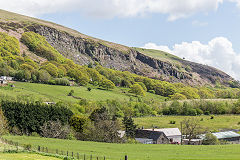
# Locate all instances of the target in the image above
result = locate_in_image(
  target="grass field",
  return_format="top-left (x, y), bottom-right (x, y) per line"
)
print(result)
top-left (0, 153), bottom-right (61, 160)
top-left (133, 47), bottom-right (182, 65)
top-left (0, 82), bottom-right (166, 104)
top-left (134, 115), bottom-right (240, 132)
top-left (3, 135), bottom-right (240, 160)
top-left (0, 142), bottom-right (60, 160)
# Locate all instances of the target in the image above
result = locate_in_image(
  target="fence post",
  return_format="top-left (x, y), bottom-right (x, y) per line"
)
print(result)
top-left (72, 152), bottom-right (74, 158)
top-left (46, 147), bottom-right (48, 153)
top-left (84, 154), bottom-right (86, 160)
top-left (38, 146), bottom-right (40, 152)
top-left (97, 157), bottom-right (98, 160)
top-left (56, 149), bottom-right (58, 154)
top-left (90, 154), bottom-right (92, 160)
top-left (104, 156), bottom-right (106, 160)
top-left (77, 152), bottom-right (79, 160)
top-left (16, 142), bottom-right (18, 152)
top-left (125, 155), bottom-right (128, 160)
top-left (67, 151), bottom-right (68, 157)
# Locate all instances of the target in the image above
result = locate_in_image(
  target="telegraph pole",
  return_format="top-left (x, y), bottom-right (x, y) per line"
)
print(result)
top-left (180, 122), bottom-right (183, 145)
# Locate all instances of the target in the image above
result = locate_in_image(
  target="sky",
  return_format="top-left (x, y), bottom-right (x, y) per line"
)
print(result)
top-left (0, 0), bottom-right (240, 80)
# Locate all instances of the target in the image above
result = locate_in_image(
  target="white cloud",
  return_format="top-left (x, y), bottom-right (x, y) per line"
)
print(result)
top-left (142, 37), bottom-right (240, 80)
top-left (1, 0), bottom-right (239, 20)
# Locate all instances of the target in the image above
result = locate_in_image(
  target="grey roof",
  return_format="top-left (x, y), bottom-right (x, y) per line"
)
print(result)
top-left (199, 131), bottom-right (240, 140)
top-left (213, 131), bottom-right (240, 139)
top-left (144, 128), bottom-right (181, 136)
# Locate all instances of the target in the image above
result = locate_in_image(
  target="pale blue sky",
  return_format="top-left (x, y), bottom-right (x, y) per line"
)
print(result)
top-left (38, 1), bottom-right (240, 51)
top-left (1, 0), bottom-right (240, 79)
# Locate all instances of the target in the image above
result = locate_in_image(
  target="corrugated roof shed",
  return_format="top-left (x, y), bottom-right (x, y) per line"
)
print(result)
top-left (213, 131), bottom-right (240, 139)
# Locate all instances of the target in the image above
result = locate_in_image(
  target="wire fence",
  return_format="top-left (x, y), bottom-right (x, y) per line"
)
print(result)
top-left (0, 137), bottom-right (128, 160)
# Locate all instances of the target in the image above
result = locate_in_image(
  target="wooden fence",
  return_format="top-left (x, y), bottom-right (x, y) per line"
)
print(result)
top-left (0, 138), bottom-right (128, 160)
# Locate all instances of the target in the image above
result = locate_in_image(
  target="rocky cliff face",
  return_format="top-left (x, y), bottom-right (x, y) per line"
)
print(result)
top-left (0, 20), bottom-right (233, 86)
top-left (26, 24), bottom-right (233, 86)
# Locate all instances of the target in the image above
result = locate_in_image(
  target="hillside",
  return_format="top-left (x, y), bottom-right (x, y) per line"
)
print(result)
top-left (0, 9), bottom-right (234, 86)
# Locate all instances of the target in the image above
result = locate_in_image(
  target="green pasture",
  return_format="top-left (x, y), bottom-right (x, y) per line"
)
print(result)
top-left (134, 115), bottom-right (240, 131)
top-left (3, 135), bottom-right (240, 160)
top-left (0, 82), bottom-right (166, 103)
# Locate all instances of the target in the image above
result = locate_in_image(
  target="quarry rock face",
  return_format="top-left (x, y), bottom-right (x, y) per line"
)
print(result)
top-left (26, 24), bottom-right (233, 86)
top-left (0, 21), bottom-right (232, 86)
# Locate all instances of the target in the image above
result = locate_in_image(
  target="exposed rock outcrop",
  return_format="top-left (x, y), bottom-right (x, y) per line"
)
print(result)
top-left (26, 24), bottom-right (233, 86)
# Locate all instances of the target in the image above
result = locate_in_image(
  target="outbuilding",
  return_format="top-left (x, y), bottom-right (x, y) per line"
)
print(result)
top-left (135, 129), bottom-right (169, 144)
top-left (144, 128), bottom-right (182, 144)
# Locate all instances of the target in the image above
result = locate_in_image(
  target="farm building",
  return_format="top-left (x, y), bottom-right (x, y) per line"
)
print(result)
top-left (212, 131), bottom-right (240, 143)
top-left (0, 76), bottom-right (13, 81)
top-left (135, 129), bottom-right (169, 144)
top-left (0, 76), bottom-right (14, 85)
top-left (144, 128), bottom-right (181, 144)
top-left (199, 131), bottom-right (240, 144)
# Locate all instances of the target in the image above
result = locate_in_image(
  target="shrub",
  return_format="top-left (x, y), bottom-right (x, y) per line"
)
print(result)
top-left (202, 133), bottom-right (219, 145)
top-left (68, 90), bottom-right (74, 96)
top-left (129, 84), bottom-right (145, 96)
top-left (148, 90), bottom-right (155, 94)
top-left (23, 144), bottom-right (32, 151)
top-left (88, 87), bottom-right (92, 91)
top-left (169, 120), bottom-right (176, 124)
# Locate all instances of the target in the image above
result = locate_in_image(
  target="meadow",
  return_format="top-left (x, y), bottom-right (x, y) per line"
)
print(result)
top-left (134, 115), bottom-right (240, 132)
top-left (0, 82), bottom-right (166, 103)
top-left (0, 153), bottom-right (61, 160)
top-left (3, 135), bottom-right (240, 160)
top-left (0, 142), bottom-right (60, 160)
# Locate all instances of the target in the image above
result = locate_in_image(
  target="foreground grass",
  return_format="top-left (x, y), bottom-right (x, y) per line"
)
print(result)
top-left (0, 153), bottom-right (61, 160)
top-left (134, 115), bottom-right (240, 131)
top-left (0, 82), bottom-right (166, 103)
top-left (3, 135), bottom-right (240, 160)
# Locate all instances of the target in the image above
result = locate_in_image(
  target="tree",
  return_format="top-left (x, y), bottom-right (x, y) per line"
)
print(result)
top-left (170, 93), bottom-right (187, 100)
top-left (39, 69), bottom-right (51, 83)
top-left (41, 63), bottom-right (58, 77)
top-left (69, 115), bottom-right (88, 133)
top-left (89, 107), bottom-right (109, 122)
top-left (122, 116), bottom-right (137, 138)
top-left (182, 118), bottom-right (201, 144)
top-left (129, 84), bottom-right (145, 96)
top-left (40, 120), bottom-right (70, 139)
top-left (202, 133), bottom-right (219, 145)
top-left (0, 108), bottom-right (7, 135)
top-left (100, 79), bottom-right (115, 90)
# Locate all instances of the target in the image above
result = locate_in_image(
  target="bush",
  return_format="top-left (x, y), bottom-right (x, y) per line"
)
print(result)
top-left (31, 132), bottom-right (40, 137)
top-left (202, 133), bottom-right (219, 145)
top-left (23, 144), bottom-right (32, 151)
top-left (169, 120), bottom-right (176, 124)
top-left (68, 90), bottom-right (74, 96)
top-left (148, 90), bottom-right (155, 94)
